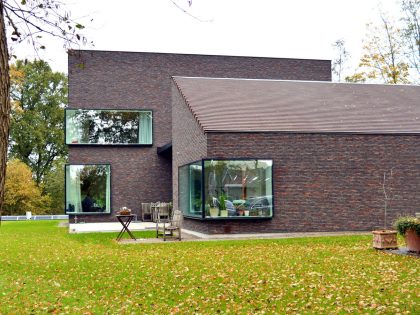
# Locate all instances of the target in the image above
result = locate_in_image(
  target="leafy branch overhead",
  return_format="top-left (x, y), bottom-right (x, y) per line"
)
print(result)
top-left (3, 0), bottom-right (92, 53)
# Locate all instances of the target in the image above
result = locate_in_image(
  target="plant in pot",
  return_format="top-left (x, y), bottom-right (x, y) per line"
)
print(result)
top-left (372, 169), bottom-right (398, 250)
top-left (219, 194), bottom-right (228, 217)
top-left (394, 217), bottom-right (420, 253)
top-left (208, 196), bottom-right (219, 217)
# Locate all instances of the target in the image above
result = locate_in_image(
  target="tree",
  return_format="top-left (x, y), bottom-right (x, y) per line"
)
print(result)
top-left (346, 15), bottom-right (410, 84)
top-left (3, 159), bottom-right (50, 215)
top-left (9, 59), bottom-right (67, 185)
top-left (346, 1), bottom-right (419, 84)
top-left (43, 157), bottom-right (65, 214)
top-left (331, 39), bottom-right (350, 82)
top-left (401, 0), bottom-right (420, 77)
top-left (0, 0), bottom-right (89, 219)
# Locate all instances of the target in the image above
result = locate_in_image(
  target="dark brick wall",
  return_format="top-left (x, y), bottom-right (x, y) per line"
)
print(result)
top-left (182, 132), bottom-right (420, 233)
top-left (171, 82), bottom-right (207, 210)
top-left (68, 50), bottom-right (331, 222)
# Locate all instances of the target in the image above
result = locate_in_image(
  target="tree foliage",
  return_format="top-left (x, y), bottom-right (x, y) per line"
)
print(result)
top-left (3, 0), bottom-right (90, 52)
top-left (3, 159), bottom-right (50, 215)
top-left (346, 16), bottom-right (410, 84)
top-left (0, 0), bottom-right (89, 217)
top-left (346, 1), bottom-right (419, 84)
top-left (331, 39), bottom-right (350, 82)
top-left (43, 157), bottom-right (65, 213)
top-left (401, 0), bottom-right (420, 75)
top-left (9, 59), bottom-right (67, 185)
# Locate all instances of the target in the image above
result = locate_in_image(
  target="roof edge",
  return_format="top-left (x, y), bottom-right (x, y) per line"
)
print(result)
top-left (171, 77), bottom-right (207, 134)
top-left (67, 49), bottom-right (331, 63)
top-left (171, 76), bottom-right (420, 88)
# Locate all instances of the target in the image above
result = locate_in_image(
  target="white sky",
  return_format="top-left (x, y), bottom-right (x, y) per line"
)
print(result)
top-left (11, 0), bottom-right (402, 76)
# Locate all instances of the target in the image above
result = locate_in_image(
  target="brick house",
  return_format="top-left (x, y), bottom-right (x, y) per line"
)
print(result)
top-left (66, 50), bottom-right (419, 233)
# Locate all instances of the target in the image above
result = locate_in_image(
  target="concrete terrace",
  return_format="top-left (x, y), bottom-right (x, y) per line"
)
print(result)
top-left (69, 221), bottom-right (371, 242)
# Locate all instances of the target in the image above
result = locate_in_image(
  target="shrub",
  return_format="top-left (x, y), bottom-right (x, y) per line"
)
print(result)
top-left (394, 217), bottom-right (420, 236)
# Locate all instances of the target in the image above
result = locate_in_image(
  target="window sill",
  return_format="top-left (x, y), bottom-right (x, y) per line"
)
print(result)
top-left (66, 212), bottom-right (111, 215)
top-left (67, 143), bottom-right (153, 147)
top-left (183, 215), bottom-right (273, 221)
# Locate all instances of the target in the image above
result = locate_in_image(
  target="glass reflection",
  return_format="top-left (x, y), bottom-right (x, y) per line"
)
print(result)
top-left (179, 162), bottom-right (202, 217)
top-left (179, 159), bottom-right (273, 218)
top-left (66, 165), bottom-right (111, 214)
top-left (66, 109), bottom-right (152, 145)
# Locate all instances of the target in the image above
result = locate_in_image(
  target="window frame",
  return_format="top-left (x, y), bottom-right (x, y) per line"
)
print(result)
top-left (65, 108), bottom-right (153, 146)
top-left (179, 158), bottom-right (274, 221)
top-left (65, 163), bottom-right (112, 215)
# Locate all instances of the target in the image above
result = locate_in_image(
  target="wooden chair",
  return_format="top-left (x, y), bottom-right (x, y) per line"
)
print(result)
top-left (156, 210), bottom-right (182, 241)
top-left (141, 203), bottom-right (152, 221)
top-left (157, 203), bottom-right (170, 222)
top-left (150, 202), bottom-right (160, 222)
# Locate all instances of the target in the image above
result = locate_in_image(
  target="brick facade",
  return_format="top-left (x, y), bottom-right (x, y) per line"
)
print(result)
top-left (171, 82), bottom-right (207, 211)
top-left (68, 50), bottom-right (330, 222)
top-left (180, 132), bottom-right (420, 233)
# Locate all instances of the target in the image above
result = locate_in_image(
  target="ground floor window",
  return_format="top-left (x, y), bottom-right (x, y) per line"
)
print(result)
top-left (179, 159), bottom-right (273, 219)
top-left (65, 164), bottom-right (111, 214)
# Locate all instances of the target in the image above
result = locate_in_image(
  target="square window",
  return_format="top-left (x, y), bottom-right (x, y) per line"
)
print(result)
top-left (65, 164), bottom-right (111, 214)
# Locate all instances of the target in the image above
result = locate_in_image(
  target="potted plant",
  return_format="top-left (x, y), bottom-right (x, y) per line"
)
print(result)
top-left (394, 217), bottom-right (420, 253)
top-left (208, 196), bottom-right (219, 217)
top-left (219, 194), bottom-right (228, 217)
top-left (372, 169), bottom-right (398, 250)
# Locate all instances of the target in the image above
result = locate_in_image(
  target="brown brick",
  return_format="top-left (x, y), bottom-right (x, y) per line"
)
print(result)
top-left (68, 50), bottom-right (330, 223)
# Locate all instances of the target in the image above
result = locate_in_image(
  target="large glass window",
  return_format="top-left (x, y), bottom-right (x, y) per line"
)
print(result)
top-left (179, 162), bottom-right (202, 218)
top-left (179, 159), bottom-right (273, 219)
top-left (66, 109), bottom-right (152, 145)
top-left (65, 164), bottom-right (111, 214)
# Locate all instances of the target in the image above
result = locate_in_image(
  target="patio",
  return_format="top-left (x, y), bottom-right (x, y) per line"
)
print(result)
top-left (69, 220), bottom-right (372, 241)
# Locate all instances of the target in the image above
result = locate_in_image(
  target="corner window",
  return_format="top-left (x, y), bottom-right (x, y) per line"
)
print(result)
top-left (179, 159), bottom-right (273, 219)
top-left (65, 164), bottom-right (111, 214)
top-left (179, 162), bottom-right (202, 218)
top-left (65, 109), bottom-right (152, 145)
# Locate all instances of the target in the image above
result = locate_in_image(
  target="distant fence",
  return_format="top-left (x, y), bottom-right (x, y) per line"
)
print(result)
top-left (1, 215), bottom-right (68, 221)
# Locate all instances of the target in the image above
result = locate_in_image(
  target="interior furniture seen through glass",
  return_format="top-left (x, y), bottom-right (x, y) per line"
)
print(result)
top-left (66, 164), bottom-right (111, 214)
top-left (66, 109), bottom-right (152, 145)
top-left (179, 159), bottom-right (273, 219)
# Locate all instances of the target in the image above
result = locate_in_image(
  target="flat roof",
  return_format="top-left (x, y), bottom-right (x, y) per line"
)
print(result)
top-left (69, 49), bottom-right (330, 62)
top-left (172, 77), bottom-right (420, 134)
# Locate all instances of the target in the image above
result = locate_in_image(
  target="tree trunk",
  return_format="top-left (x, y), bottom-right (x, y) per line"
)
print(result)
top-left (0, 0), bottom-right (11, 223)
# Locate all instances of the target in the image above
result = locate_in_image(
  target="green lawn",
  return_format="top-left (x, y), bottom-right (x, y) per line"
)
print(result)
top-left (0, 221), bottom-right (418, 314)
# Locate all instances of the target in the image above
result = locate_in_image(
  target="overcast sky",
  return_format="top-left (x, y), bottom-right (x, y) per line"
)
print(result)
top-left (11, 0), bottom-right (401, 76)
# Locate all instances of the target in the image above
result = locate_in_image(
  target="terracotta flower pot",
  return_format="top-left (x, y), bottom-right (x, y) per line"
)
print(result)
top-left (372, 230), bottom-right (398, 249)
top-left (405, 229), bottom-right (420, 253)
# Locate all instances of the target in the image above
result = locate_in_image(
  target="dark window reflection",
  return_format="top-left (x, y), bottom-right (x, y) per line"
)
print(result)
top-left (66, 165), bottom-right (111, 214)
top-left (66, 109), bottom-right (152, 145)
top-left (179, 159), bottom-right (273, 218)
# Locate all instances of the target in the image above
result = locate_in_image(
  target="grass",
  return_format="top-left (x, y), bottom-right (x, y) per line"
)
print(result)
top-left (0, 221), bottom-right (418, 314)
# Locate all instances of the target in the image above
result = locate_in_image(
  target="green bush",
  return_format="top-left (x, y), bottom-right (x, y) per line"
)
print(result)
top-left (394, 216), bottom-right (420, 236)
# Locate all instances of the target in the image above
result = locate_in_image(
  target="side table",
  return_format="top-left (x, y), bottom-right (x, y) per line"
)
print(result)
top-left (116, 214), bottom-right (136, 241)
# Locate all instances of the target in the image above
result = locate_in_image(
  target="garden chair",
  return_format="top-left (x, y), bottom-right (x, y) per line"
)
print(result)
top-left (150, 202), bottom-right (160, 222)
top-left (156, 202), bottom-right (170, 222)
top-left (141, 203), bottom-right (152, 221)
top-left (156, 210), bottom-right (182, 241)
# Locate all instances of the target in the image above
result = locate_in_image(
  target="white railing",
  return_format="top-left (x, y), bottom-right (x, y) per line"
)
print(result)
top-left (1, 215), bottom-right (68, 221)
